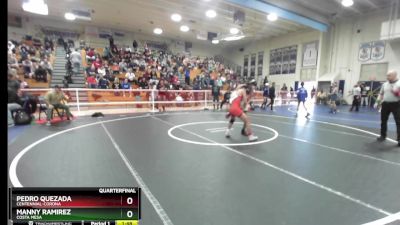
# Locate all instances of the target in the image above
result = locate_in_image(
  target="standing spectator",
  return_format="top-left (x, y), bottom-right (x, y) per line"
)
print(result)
top-left (132, 40), bottom-right (138, 50)
top-left (70, 48), bottom-right (82, 76)
top-left (266, 82), bottom-right (276, 110)
top-left (281, 83), bottom-right (288, 105)
top-left (349, 84), bottom-right (361, 112)
top-left (360, 83), bottom-right (368, 106)
top-left (290, 86), bottom-right (294, 99)
top-left (375, 70), bottom-right (400, 146)
top-left (184, 67), bottom-right (191, 85)
top-left (211, 82), bottom-right (220, 111)
top-left (109, 36), bottom-right (114, 48)
top-left (329, 83), bottom-right (338, 114)
top-left (261, 83), bottom-right (269, 109)
top-left (311, 86), bottom-right (316, 99)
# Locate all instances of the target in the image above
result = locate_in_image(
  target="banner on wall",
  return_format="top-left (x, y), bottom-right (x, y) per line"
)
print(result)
top-left (269, 49), bottom-right (276, 75)
top-left (302, 41), bottom-right (318, 67)
top-left (359, 42), bottom-right (372, 62)
top-left (270, 45), bottom-right (297, 75)
top-left (371, 41), bottom-right (385, 61)
top-left (257, 51), bottom-right (264, 76)
top-left (250, 53), bottom-right (256, 77)
top-left (41, 27), bottom-right (80, 39)
top-left (85, 26), bottom-right (99, 37)
top-left (243, 55), bottom-right (249, 77)
top-left (276, 48), bottom-right (282, 75)
top-left (282, 47), bottom-right (290, 74)
top-left (98, 28), bottom-right (112, 39)
top-left (289, 46), bottom-right (297, 73)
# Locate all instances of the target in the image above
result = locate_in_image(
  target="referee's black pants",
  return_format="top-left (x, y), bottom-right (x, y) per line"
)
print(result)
top-left (380, 101), bottom-right (400, 140)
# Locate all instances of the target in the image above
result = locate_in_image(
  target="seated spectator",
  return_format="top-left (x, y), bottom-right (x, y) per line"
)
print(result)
top-left (87, 75), bottom-right (97, 89)
top-left (22, 58), bottom-right (34, 78)
top-left (85, 64), bottom-right (97, 77)
top-left (19, 44), bottom-right (29, 62)
top-left (98, 75), bottom-right (109, 89)
top-left (86, 48), bottom-right (96, 62)
top-left (112, 77), bottom-right (121, 89)
top-left (8, 73), bottom-right (37, 126)
top-left (121, 78), bottom-right (131, 89)
top-left (8, 53), bottom-right (19, 69)
top-left (40, 57), bottom-right (53, 76)
top-left (97, 65), bottom-right (106, 77)
top-left (125, 68), bottom-right (136, 83)
top-left (121, 78), bottom-right (131, 97)
top-left (34, 65), bottom-right (48, 82)
top-left (111, 62), bottom-right (120, 75)
top-left (93, 57), bottom-right (102, 70)
top-left (119, 59), bottom-right (128, 72)
top-left (44, 85), bottom-right (74, 125)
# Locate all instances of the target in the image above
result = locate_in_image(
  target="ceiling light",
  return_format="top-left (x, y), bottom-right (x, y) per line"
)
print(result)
top-left (341, 0), bottom-right (354, 7)
top-left (180, 25), bottom-right (189, 32)
top-left (230, 28), bottom-right (240, 35)
top-left (223, 35), bottom-right (245, 41)
top-left (153, 28), bottom-right (163, 35)
top-left (206, 10), bottom-right (217, 18)
top-left (64, 12), bottom-right (76, 21)
top-left (267, 13), bottom-right (278, 21)
top-left (212, 40), bottom-right (219, 44)
top-left (22, 0), bottom-right (48, 15)
top-left (171, 14), bottom-right (182, 22)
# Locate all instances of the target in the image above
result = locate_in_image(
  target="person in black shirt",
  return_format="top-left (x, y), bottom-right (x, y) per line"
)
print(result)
top-left (34, 65), bottom-right (48, 82)
top-left (211, 83), bottom-right (220, 111)
top-left (109, 36), bottom-right (114, 48)
top-left (266, 82), bottom-right (276, 110)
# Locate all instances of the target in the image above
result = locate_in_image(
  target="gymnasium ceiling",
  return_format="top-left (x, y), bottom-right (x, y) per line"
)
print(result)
top-left (8, 0), bottom-right (395, 47)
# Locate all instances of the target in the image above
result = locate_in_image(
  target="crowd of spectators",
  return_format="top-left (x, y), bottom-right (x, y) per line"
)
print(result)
top-left (8, 36), bottom-right (55, 83)
top-left (63, 37), bottom-right (252, 93)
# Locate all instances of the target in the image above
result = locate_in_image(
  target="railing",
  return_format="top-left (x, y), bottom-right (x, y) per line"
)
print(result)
top-left (21, 88), bottom-right (301, 115)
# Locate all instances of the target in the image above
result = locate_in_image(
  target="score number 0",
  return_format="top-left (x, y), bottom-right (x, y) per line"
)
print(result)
top-left (127, 197), bottom-right (134, 218)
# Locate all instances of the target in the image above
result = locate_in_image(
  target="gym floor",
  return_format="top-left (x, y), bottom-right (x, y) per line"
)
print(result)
top-left (8, 104), bottom-right (400, 225)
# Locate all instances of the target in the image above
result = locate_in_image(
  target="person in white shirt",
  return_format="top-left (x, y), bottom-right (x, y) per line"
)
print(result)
top-left (125, 68), bottom-right (136, 82)
top-left (375, 70), bottom-right (400, 146)
top-left (8, 41), bottom-right (15, 54)
top-left (97, 65), bottom-right (106, 76)
top-left (70, 48), bottom-right (82, 76)
top-left (349, 83), bottom-right (361, 112)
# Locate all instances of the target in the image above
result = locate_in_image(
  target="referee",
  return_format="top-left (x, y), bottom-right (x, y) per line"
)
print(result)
top-left (376, 70), bottom-right (400, 146)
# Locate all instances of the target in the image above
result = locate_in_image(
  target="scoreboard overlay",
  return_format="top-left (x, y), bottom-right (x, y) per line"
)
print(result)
top-left (9, 188), bottom-right (141, 225)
